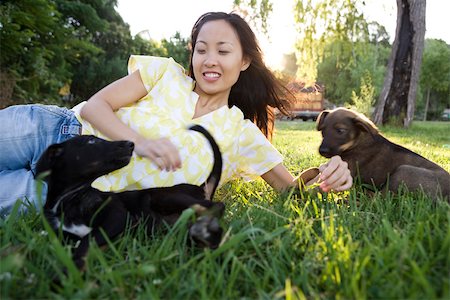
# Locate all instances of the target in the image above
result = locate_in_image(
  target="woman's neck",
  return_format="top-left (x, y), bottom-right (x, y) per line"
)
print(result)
top-left (193, 89), bottom-right (229, 119)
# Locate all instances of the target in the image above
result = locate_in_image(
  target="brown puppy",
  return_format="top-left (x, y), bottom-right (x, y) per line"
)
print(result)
top-left (316, 107), bottom-right (450, 201)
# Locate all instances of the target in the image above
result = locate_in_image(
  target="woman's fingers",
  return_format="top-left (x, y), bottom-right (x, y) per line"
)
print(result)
top-left (318, 156), bottom-right (352, 192)
top-left (151, 139), bottom-right (181, 171)
top-left (134, 137), bottom-right (181, 171)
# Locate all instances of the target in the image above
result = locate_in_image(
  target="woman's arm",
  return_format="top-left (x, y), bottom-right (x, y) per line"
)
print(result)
top-left (80, 71), bottom-right (147, 142)
top-left (80, 71), bottom-right (181, 171)
top-left (261, 164), bottom-right (296, 191)
top-left (261, 156), bottom-right (353, 192)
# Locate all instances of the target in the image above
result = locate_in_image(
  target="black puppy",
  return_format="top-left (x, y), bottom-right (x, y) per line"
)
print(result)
top-left (35, 125), bottom-right (225, 271)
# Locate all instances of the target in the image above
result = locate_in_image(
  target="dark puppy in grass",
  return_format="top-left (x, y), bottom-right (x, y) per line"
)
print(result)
top-left (316, 107), bottom-right (450, 201)
top-left (35, 125), bottom-right (225, 273)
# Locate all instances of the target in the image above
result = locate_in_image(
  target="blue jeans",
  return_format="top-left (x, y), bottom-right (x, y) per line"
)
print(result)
top-left (0, 104), bottom-right (81, 215)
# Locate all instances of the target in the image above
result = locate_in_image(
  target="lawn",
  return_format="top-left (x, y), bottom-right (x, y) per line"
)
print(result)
top-left (1, 120), bottom-right (449, 299)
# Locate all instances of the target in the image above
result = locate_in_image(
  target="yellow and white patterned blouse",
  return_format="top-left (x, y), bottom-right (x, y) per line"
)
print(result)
top-left (72, 55), bottom-right (283, 192)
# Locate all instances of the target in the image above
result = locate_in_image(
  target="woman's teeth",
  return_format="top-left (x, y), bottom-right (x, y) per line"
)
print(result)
top-left (204, 73), bottom-right (220, 78)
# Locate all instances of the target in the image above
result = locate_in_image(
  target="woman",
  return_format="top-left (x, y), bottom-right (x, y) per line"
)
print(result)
top-left (0, 12), bottom-right (352, 215)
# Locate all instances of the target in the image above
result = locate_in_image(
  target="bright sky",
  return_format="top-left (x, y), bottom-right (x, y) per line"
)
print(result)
top-left (117, 0), bottom-right (450, 70)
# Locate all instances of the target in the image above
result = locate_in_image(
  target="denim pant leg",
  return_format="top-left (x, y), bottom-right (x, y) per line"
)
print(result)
top-left (0, 104), bottom-right (81, 215)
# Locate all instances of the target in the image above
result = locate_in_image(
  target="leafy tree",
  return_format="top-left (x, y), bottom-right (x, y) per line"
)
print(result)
top-left (56, 1), bottom-right (189, 101)
top-left (0, 0), bottom-right (71, 106)
top-left (292, 0), bottom-right (368, 84)
top-left (0, 0), bottom-right (195, 106)
top-left (130, 32), bottom-right (189, 69)
top-left (317, 37), bottom-right (389, 106)
top-left (234, 0), bottom-right (387, 94)
top-left (280, 53), bottom-right (298, 79)
top-left (161, 32), bottom-right (190, 70)
top-left (236, 0), bottom-right (427, 127)
top-left (0, 0), bottom-right (115, 106)
top-left (131, 35), bottom-right (166, 57)
top-left (71, 55), bottom-right (125, 101)
top-left (54, 0), bottom-right (131, 102)
top-left (418, 39), bottom-right (450, 120)
top-left (346, 71), bottom-right (376, 117)
top-left (232, 0), bottom-right (273, 34)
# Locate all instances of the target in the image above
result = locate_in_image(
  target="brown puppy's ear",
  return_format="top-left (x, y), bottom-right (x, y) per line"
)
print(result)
top-left (353, 113), bottom-right (379, 137)
top-left (316, 110), bottom-right (330, 131)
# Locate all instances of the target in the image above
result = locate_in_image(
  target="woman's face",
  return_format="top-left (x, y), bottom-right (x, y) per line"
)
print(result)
top-left (192, 19), bottom-right (250, 99)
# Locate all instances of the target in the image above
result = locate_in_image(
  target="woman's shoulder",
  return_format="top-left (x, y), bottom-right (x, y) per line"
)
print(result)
top-left (128, 55), bottom-right (184, 74)
top-left (222, 106), bottom-right (267, 145)
top-left (228, 106), bottom-right (257, 130)
top-left (128, 55), bottom-right (190, 91)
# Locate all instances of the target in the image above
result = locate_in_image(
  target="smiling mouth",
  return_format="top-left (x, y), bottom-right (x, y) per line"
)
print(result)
top-left (203, 72), bottom-right (220, 78)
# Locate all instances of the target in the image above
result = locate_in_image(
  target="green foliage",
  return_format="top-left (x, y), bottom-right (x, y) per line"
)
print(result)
top-left (161, 32), bottom-right (190, 70)
top-left (346, 71), bottom-right (376, 116)
top-left (233, 0), bottom-right (273, 34)
top-left (236, 0), bottom-right (391, 109)
top-left (243, 0), bottom-right (392, 110)
top-left (0, 0), bottom-right (71, 104)
top-left (420, 39), bottom-right (450, 93)
top-left (71, 55), bottom-right (126, 102)
top-left (54, 0), bottom-right (130, 103)
top-left (317, 38), bottom-right (389, 106)
top-left (1, 121), bottom-right (449, 299)
top-left (293, 0), bottom-right (370, 83)
top-left (0, 0), bottom-right (57, 66)
top-left (131, 35), bottom-right (166, 57)
top-left (56, 0), bottom-right (108, 32)
top-left (417, 39), bottom-right (450, 119)
top-left (0, 0), bottom-right (192, 106)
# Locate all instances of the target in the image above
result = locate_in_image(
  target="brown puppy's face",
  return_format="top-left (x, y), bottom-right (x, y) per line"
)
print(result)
top-left (316, 108), bottom-right (377, 158)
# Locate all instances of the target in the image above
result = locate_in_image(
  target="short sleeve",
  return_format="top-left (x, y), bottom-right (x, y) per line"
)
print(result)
top-left (127, 55), bottom-right (171, 92)
top-left (235, 121), bottom-right (284, 181)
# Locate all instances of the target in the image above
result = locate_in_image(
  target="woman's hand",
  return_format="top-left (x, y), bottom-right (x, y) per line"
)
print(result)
top-left (134, 137), bottom-right (181, 171)
top-left (318, 156), bottom-right (353, 192)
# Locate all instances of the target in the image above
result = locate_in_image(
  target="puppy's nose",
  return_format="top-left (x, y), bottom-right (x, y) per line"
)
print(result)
top-left (319, 145), bottom-right (331, 157)
top-left (124, 141), bottom-right (134, 150)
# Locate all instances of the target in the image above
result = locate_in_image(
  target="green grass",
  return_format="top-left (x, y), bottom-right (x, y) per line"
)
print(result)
top-left (1, 120), bottom-right (449, 299)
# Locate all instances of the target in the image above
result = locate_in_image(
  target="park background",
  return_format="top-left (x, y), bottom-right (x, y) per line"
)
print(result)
top-left (1, 0), bottom-right (449, 123)
top-left (1, 1), bottom-right (449, 299)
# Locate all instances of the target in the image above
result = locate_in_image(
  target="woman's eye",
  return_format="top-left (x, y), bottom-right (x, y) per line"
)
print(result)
top-left (219, 50), bottom-right (229, 55)
top-left (196, 49), bottom-right (206, 54)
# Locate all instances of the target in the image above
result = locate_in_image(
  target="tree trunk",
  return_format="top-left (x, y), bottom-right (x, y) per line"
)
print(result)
top-left (423, 87), bottom-right (430, 121)
top-left (372, 0), bottom-right (426, 127)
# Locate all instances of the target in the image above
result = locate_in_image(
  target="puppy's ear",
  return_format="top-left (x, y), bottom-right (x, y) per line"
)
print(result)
top-left (316, 110), bottom-right (330, 131)
top-left (34, 144), bottom-right (64, 178)
top-left (353, 114), bottom-right (379, 137)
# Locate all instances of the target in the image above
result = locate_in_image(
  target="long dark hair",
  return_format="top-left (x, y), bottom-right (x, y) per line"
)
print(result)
top-left (188, 12), bottom-right (293, 138)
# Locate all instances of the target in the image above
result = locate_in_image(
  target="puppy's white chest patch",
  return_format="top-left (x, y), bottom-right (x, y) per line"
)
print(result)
top-left (55, 220), bottom-right (92, 238)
